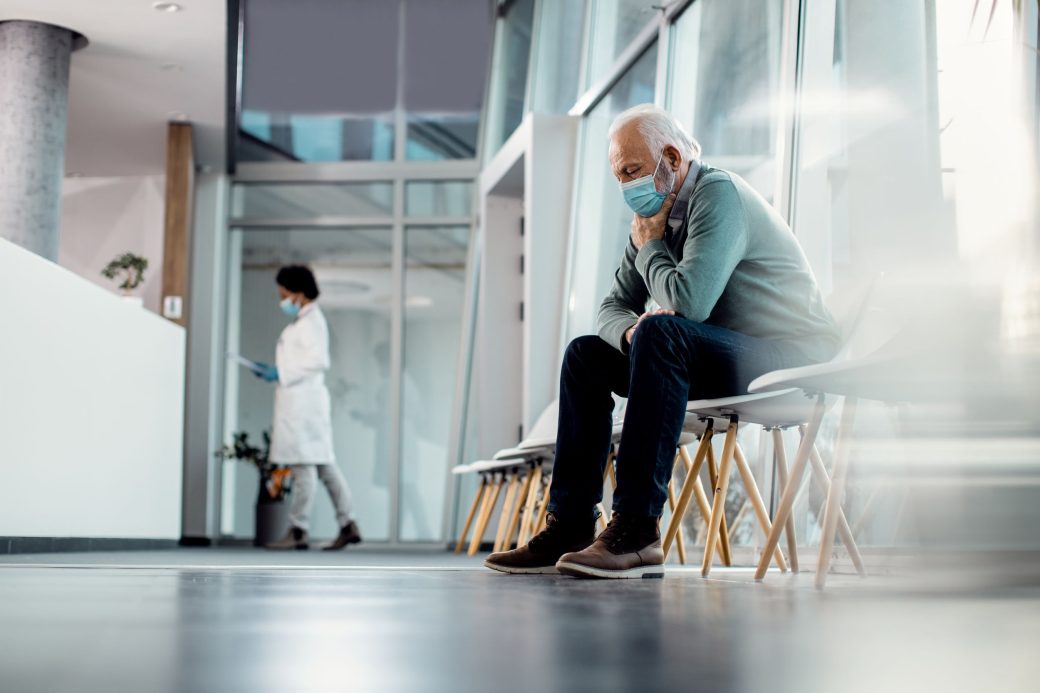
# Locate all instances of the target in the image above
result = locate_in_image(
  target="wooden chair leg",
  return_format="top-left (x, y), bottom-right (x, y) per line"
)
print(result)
top-left (808, 443), bottom-right (866, 577)
top-left (706, 444), bottom-right (733, 566)
top-left (663, 430), bottom-right (713, 557)
top-left (755, 394), bottom-right (827, 580)
top-left (606, 450), bottom-right (618, 490)
top-left (596, 503), bottom-right (608, 532)
top-left (816, 398), bottom-right (858, 589)
top-left (455, 476), bottom-right (488, 554)
top-left (504, 470), bottom-right (534, 550)
top-left (494, 472), bottom-right (521, 553)
top-left (517, 465), bottom-right (543, 547)
top-left (771, 429), bottom-right (799, 572)
top-left (702, 418), bottom-right (738, 576)
top-left (534, 478), bottom-right (551, 535)
top-left (469, 474), bottom-right (504, 556)
top-left (733, 444), bottom-right (788, 573)
top-left (667, 473), bottom-right (687, 565)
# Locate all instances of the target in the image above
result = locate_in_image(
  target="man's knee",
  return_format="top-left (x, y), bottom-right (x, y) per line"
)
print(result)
top-left (632, 314), bottom-right (682, 349)
top-left (564, 334), bottom-right (606, 365)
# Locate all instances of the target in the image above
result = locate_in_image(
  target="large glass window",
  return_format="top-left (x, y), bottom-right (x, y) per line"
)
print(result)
top-left (238, 0), bottom-right (490, 164)
top-left (405, 181), bottom-right (473, 218)
top-left (791, 0), bottom-right (949, 294)
top-left (231, 182), bottom-right (394, 219)
top-left (528, 0), bottom-right (589, 114)
top-left (482, 0), bottom-right (536, 159)
top-left (563, 44), bottom-right (658, 344)
top-left (403, 0), bottom-right (490, 160)
top-left (239, 0), bottom-right (401, 163)
top-left (583, 0), bottom-right (659, 91)
top-left (667, 0), bottom-right (785, 200)
top-left (400, 225), bottom-right (470, 541)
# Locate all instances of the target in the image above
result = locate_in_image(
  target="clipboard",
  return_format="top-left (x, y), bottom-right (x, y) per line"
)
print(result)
top-left (226, 352), bottom-right (263, 373)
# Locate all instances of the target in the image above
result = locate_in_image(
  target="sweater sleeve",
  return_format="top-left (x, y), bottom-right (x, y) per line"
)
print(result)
top-left (633, 179), bottom-right (749, 323)
top-left (596, 239), bottom-right (650, 352)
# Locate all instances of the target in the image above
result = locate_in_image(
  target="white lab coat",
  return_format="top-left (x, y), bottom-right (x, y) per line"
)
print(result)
top-left (269, 303), bottom-right (335, 464)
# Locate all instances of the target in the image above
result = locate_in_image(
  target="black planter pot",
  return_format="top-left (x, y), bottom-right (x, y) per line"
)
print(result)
top-left (254, 498), bottom-right (290, 547)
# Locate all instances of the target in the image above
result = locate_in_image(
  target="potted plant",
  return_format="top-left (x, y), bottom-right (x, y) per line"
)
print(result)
top-left (101, 252), bottom-right (148, 306)
top-left (217, 431), bottom-right (293, 546)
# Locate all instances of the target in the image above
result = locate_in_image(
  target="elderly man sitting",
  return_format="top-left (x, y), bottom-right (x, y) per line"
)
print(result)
top-left (486, 104), bottom-right (840, 579)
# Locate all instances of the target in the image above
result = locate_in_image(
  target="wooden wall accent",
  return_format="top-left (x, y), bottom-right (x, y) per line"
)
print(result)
top-left (161, 122), bottom-right (194, 327)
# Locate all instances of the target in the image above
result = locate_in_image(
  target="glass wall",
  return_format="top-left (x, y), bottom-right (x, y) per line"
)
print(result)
top-left (583, 0), bottom-right (659, 90)
top-left (462, 0), bottom-right (1040, 558)
top-left (667, 0), bottom-right (785, 200)
top-left (400, 225), bottom-right (470, 540)
top-left (564, 44), bottom-right (659, 343)
top-left (226, 0), bottom-right (483, 544)
top-left (224, 226), bottom-right (395, 541)
top-left (223, 173), bottom-right (475, 544)
top-left (238, 0), bottom-right (490, 164)
top-left (482, 0), bottom-right (536, 159)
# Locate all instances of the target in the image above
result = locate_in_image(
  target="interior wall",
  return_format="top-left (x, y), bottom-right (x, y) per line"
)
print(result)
top-left (58, 175), bottom-right (166, 314)
top-left (0, 238), bottom-right (184, 539)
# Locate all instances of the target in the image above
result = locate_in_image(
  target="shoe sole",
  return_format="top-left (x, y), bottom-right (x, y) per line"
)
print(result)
top-left (483, 560), bottom-right (559, 575)
top-left (555, 561), bottom-right (665, 579)
top-left (321, 538), bottom-right (361, 551)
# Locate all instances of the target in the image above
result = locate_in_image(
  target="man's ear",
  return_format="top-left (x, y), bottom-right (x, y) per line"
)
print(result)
top-left (664, 145), bottom-right (682, 171)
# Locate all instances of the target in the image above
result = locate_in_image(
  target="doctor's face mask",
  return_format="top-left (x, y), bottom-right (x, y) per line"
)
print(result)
top-left (279, 296), bottom-right (301, 317)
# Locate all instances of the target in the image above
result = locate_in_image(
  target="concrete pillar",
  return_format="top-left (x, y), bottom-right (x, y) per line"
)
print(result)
top-left (0, 21), bottom-right (81, 261)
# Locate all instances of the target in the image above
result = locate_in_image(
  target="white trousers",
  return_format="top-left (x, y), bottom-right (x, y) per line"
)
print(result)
top-left (288, 464), bottom-right (354, 531)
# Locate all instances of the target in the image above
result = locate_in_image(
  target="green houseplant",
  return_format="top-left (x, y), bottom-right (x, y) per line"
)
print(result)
top-left (101, 252), bottom-right (149, 295)
top-left (217, 431), bottom-right (293, 546)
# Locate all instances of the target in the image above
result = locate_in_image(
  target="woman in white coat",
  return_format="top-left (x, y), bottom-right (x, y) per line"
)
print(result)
top-left (256, 265), bottom-right (362, 550)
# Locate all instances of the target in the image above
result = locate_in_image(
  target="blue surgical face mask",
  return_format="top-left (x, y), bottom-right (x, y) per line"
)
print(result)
top-left (619, 154), bottom-right (675, 217)
top-left (279, 297), bottom-right (300, 317)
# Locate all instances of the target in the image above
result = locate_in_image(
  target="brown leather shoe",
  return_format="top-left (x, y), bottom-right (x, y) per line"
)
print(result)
top-left (322, 521), bottom-right (362, 551)
top-left (556, 512), bottom-right (664, 579)
top-left (266, 526), bottom-right (309, 550)
top-left (484, 512), bottom-right (597, 574)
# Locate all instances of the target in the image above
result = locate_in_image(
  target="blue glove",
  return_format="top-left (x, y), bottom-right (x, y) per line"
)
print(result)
top-left (253, 363), bottom-right (279, 383)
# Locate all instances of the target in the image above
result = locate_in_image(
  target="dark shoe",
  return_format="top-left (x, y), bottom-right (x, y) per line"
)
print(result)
top-left (322, 521), bottom-right (362, 551)
top-left (266, 526), bottom-right (309, 550)
top-left (556, 512), bottom-right (664, 579)
top-left (484, 512), bottom-right (597, 574)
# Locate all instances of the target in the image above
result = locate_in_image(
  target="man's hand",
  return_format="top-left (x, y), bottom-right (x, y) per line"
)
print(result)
top-left (624, 309), bottom-right (677, 344)
top-left (630, 194), bottom-right (676, 250)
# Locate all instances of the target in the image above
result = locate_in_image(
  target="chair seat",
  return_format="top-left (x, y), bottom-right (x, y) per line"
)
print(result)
top-left (686, 388), bottom-right (816, 428)
top-left (517, 436), bottom-right (557, 451)
top-left (610, 414), bottom-right (706, 445)
top-left (450, 463), bottom-right (474, 475)
top-left (469, 458), bottom-right (526, 474)
top-left (492, 445), bottom-right (550, 461)
top-left (748, 351), bottom-right (926, 402)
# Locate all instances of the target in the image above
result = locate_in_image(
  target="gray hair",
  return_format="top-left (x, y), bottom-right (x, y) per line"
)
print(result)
top-left (608, 104), bottom-right (701, 160)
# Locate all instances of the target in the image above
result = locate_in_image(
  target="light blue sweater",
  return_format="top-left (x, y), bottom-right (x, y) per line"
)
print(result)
top-left (598, 163), bottom-right (840, 363)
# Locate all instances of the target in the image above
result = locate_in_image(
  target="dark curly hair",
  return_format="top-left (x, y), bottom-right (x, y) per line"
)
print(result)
top-left (276, 265), bottom-right (320, 300)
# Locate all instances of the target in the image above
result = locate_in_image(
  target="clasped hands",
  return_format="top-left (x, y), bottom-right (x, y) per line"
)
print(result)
top-left (630, 193), bottom-right (675, 250)
top-left (624, 308), bottom-right (677, 345)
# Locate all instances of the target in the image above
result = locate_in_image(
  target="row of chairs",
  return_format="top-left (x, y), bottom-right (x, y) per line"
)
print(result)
top-left (454, 277), bottom-right (916, 587)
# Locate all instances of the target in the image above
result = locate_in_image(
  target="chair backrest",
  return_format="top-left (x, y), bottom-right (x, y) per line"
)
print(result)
top-left (826, 272), bottom-right (905, 362)
top-left (521, 400), bottom-right (559, 445)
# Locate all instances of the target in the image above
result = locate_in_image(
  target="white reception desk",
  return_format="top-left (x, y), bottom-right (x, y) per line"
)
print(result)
top-left (0, 238), bottom-right (184, 541)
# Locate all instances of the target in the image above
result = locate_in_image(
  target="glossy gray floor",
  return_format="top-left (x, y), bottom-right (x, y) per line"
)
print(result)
top-left (1, 549), bottom-right (1037, 693)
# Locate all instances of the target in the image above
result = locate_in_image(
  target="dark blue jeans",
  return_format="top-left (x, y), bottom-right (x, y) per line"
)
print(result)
top-left (547, 315), bottom-right (813, 520)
